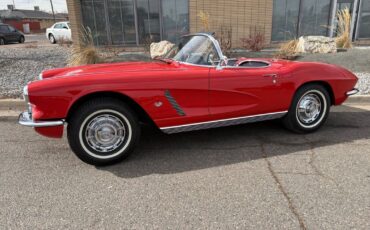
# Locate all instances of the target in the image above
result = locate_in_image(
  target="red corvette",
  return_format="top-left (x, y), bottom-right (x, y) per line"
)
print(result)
top-left (19, 33), bottom-right (359, 165)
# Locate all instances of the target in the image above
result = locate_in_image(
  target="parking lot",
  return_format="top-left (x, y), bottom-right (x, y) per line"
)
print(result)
top-left (0, 104), bottom-right (369, 229)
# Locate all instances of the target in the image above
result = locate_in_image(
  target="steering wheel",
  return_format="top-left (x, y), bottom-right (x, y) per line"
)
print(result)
top-left (181, 53), bottom-right (190, 62)
top-left (207, 53), bottom-right (215, 66)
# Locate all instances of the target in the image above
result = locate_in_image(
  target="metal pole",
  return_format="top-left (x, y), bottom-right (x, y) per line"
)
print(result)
top-left (49, 0), bottom-right (56, 23)
top-left (12, 0), bottom-right (16, 9)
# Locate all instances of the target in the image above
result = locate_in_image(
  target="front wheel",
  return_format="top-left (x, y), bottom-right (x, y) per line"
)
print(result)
top-left (0, 38), bottom-right (5, 45)
top-left (283, 84), bottom-right (331, 133)
top-left (67, 98), bottom-right (141, 165)
top-left (49, 34), bottom-right (56, 44)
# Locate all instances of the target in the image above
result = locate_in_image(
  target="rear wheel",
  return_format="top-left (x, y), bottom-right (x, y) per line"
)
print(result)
top-left (67, 98), bottom-right (141, 165)
top-left (283, 84), bottom-right (330, 133)
top-left (49, 34), bottom-right (56, 44)
top-left (19, 36), bottom-right (25, 43)
top-left (0, 38), bottom-right (5, 45)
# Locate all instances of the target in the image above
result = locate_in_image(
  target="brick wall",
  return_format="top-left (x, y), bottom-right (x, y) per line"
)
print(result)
top-left (189, 0), bottom-right (273, 48)
top-left (66, 0), bottom-right (83, 47)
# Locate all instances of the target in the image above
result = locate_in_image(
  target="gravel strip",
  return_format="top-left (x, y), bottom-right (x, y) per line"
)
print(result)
top-left (0, 46), bottom-right (69, 98)
top-left (355, 72), bottom-right (370, 95)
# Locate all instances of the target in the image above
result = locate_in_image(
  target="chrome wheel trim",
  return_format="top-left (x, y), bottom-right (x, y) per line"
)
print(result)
top-left (78, 109), bottom-right (132, 159)
top-left (296, 90), bottom-right (327, 129)
top-left (0, 39), bottom-right (4, 45)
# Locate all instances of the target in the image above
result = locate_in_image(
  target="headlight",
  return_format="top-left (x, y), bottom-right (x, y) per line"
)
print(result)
top-left (38, 73), bottom-right (43, 80)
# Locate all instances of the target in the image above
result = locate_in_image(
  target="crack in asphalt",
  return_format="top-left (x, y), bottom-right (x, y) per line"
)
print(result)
top-left (274, 171), bottom-right (319, 176)
top-left (303, 136), bottom-right (341, 188)
top-left (260, 143), bottom-right (307, 230)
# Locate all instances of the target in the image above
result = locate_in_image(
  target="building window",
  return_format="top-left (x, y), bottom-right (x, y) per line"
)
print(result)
top-left (81, 0), bottom-right (109, 45)
top-left (80, 0), bottom-right (189, 46)
top-left (358, 0), bottom-right (370, 38)
top-left (107, 0), bottom-right (136, 45)
top-left (299, 0), bottom-right (332, 36)
top-left (272, 0), bottom-right (331, 41)
top-left (136, 0), bottom-right (160, 43)
top-left (271, 0), bottom-right (300, 41)
top-left (162, 0), bottom-right (189, 43)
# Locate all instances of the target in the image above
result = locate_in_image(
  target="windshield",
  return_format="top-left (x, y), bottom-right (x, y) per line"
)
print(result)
top-left (164, 35), bottom-right (220, 66)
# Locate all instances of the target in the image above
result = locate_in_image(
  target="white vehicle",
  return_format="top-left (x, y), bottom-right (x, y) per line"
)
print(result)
top-left (46, 21), bottom-right (72, 44)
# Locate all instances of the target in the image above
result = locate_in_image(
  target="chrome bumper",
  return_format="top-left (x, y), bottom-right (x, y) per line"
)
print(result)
top-left (18, 112), bottom-right (64, 127)
top-left (346, 88), bottom-right (359, 96)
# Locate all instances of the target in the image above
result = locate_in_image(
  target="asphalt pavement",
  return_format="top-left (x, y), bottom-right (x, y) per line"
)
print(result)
top-left (0, 104), bottom-right (369, 229)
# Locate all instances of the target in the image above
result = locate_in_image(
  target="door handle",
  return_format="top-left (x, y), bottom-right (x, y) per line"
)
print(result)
top-left (263, 74), bottom-right (277, 78)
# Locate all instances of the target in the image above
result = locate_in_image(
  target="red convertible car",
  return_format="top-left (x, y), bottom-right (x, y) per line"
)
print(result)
top-left (19, 33), bottom-right (359, 165)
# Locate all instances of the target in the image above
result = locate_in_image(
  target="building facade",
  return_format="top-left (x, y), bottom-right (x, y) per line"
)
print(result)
top-left (67, 0), bottom-right (370, 47)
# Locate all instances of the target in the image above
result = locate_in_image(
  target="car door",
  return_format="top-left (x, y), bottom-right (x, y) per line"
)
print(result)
top-left (0, 25), bottom-right (9, 41)
top-left (59, 23), bottom-right (71, 40)
top-left (150, 64), bottom-right (211, 129)
top-left (0, 25), bottom-right (12, 41)
top-left (209, 62), bottom-right (290, 120)
top-left (7, 26), bottom-right (19, 41)
top-left (52, 23), bottom-right (62, 39)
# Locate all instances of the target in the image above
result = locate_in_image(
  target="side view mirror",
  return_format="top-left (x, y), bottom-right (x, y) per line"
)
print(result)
top-left (63, 26), bottom-right (68, 29)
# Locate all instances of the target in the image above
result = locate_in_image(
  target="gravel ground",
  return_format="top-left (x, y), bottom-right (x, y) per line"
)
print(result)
top-left (0, 46), bottom-right (69, 98)
top-left (0, 46), bottom-right (369, 98)
top-left (354, 72), bottom-right (370, 95)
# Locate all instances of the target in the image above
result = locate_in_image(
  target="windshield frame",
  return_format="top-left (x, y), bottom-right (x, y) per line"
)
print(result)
top-left (166, 33), bottom-right (225, 68)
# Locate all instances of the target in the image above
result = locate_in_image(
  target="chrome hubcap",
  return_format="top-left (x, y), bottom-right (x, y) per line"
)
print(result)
top-left (85, 114), bottom-right (126, 153)
top-left (297, 93), bottom-right (322, 124)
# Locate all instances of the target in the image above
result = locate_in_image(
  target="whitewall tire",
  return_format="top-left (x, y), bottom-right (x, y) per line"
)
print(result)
top-left (283, 84), bottom-right (330, 133)
top-left (67, 98), bottom-right (140, 165)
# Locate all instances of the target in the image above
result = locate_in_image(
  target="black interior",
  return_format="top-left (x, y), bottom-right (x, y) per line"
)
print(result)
top-left (238, 61), bottom-right (269, 67)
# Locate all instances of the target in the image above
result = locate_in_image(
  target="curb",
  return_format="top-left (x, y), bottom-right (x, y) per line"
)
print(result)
top-left (0, 95), bottom-right (369, 118)
top-left (345, 95), bottom-right (370, 104)
top-left (0, 99), bottom-right (25, 111)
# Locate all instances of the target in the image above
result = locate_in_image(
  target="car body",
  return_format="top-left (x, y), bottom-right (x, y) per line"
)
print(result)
top-left (19, 33), bottom-right (358, 165)
top-left (0, 23), bottom-right (25, 45)
top-left (46, 21), bottom-right (71, 44)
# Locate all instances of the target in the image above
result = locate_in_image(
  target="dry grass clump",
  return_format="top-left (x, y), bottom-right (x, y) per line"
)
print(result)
top-left (241, 27), bottom-right (265, 52)
top-left (218, 25), bottom-right (232, 56)
top-left (275, 39), bottom-right (299, 59)
top-left (68, 27), bottom-right (101, 66)
top-left (336, 8), bottom-right (352, 49)
top-left (198, 11), bottom-right (210, 31)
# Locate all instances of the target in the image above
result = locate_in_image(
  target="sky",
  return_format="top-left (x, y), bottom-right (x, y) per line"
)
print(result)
top-left (0, 0), bottom-right (68, 13)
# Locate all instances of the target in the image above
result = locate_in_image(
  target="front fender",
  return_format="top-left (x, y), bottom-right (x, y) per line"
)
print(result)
top-left (289, 62), bottom-right (357, 105)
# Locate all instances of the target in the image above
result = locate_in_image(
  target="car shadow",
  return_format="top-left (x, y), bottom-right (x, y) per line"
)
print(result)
top-left (96, 105), bottom-right (370, 178)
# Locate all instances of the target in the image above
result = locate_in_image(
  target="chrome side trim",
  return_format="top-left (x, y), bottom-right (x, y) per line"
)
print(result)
top-left (346, 88), bottom-right (359, 96)
top-left (18, 112), bottom-right (64, 127)
top-left (164, 90), bottom-right (186, 116)
top-left (161, 111), bottom-right (288, 134)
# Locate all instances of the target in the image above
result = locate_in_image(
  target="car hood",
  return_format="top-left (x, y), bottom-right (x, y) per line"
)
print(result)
top-left (41, 61), bottom-right (177, 79)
